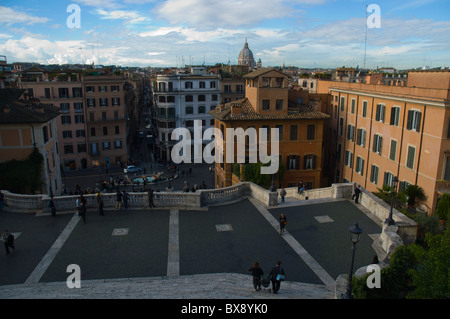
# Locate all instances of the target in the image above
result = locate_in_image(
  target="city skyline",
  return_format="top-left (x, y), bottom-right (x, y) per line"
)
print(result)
top-left (0, 0), bottom-right (449, 69)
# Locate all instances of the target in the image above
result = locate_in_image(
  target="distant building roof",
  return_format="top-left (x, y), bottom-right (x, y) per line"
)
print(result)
top-left (242, 68), bottom-right (287, 79)
top-left (0, 89), bottom-right (60, 124)
top-left (209, 98), bottom-right (330, 122)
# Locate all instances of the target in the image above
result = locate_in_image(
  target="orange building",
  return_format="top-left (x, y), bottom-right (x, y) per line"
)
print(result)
top-left (0, 89), bottom-right (61, 194)
top-left (210, 68), bottom-right (330, 189)
top-left (317, 69), bottom-right (450, 214)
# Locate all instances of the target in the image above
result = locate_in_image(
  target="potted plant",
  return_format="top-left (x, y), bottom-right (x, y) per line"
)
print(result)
top-left (436, 193), bottom-right (449, 226)
top-left (405, 185), bottom-right (426, 209)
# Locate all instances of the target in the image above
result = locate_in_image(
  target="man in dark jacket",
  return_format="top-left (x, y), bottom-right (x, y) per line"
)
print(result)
top-left (269, 261), bottom-right (285, 294)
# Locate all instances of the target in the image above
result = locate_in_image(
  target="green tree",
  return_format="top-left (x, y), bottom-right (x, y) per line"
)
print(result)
top-left (405, 185), bottom-right (426, 207)
top-left (436, 193), bottom-right (450, 221)
top-left (407, 227), bottom-right (450, 299)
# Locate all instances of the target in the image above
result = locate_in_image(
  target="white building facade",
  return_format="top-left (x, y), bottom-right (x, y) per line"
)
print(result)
top-left (154, 67), bottom-right (220, 162)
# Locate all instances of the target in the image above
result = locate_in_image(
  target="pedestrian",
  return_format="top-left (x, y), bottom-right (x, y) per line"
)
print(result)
top-left (297, 181), bottom-right (305, 195)
top-left (76, 195), bottom-right (82, 216)
top-left (2, 230), bottom-right (15, 255)
top-left (354, 184), bottom-right (361, 204)
top-left (0, 190), bottom-right (4, 211)
top-left (279, 213), bottom-right (287, 235)
top-left (116, 190), bottom-right (122, 210)
top-left (351, 183), bottom-right (357, 200)
top-left (279, 188), bottom-right (286, 203)
top-left (248, 261), bottom-right (264, 292)
top-left (148, 188), bottom-right (155, 208)
top-left (123, 190), bottom-right (129, 209)
top-left (269, 261), bottom-right (285, 294)
top-left (97, 193), bottom-right (104, 216)
top-left (79, 194), bottom-right (87, 224)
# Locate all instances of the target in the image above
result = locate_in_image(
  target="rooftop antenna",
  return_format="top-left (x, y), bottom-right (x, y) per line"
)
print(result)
top-left (97, 40), bottom-right (100, 66)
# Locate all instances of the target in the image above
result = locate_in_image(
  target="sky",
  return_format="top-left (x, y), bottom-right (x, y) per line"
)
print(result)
top-left (0, 0), bottom-right (449, 69)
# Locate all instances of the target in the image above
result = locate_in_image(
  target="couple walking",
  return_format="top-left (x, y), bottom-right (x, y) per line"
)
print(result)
top-left (249, 261), bottom-right (286, 294)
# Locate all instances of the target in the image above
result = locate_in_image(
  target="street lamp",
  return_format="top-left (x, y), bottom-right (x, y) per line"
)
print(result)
top-left (385, 176), bottom-right (399, 226)
top-left (341, 222), bottom-right (363, 299)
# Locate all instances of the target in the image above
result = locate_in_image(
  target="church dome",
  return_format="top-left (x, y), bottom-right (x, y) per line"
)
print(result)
top-left (238, 39), bottom-right (256, 68)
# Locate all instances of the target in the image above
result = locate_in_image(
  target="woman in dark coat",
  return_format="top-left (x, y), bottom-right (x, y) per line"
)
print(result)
top-left (248, 261), bottom-right (264, 291)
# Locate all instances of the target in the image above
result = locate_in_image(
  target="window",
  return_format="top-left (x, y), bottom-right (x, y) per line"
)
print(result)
top-left (198, 106), bottom-right (206, 114)
top-left (90, 143), bottom-right (98, 155)
top-left (63, 130), bottom-right (72, 139)
top-left (224, 85), bottom-right (232, 93)
top-left (102, 112), bottom-right (107, 121)
top-left (362, 101), bottom-right (368, 117)
top-left (290, 125), bottom-right (298, 140)
top-left (90, 127), bottom-right (96, 137)
top-left (199, 81), bottom-right (206, 88)
top-left (390, 107), bottom-right (400, 126)
top-left (100, 98), bottom-right (108, 107)
top-left (185, 106), bottom-right (193, 115)
top-left (406, 146), bottom-right (416, 169)
top-left (262, 99), bottom-right (270, 110)
top-left (72, 87), bottom-right (82, 98)
top-left (304, 155), bottom-right (316, 169)
top-left (344, 150), bottom-right (353, 168)
top-left (167, 96), bottom-right (175, 103)
top-left (375, 104), bottom-right (385, 122)
top-left (406, 110), bottom-right (421, 132)
top-left (275, 125), bottom-right (283, 141)
top-left (112, 98), bottom-right (120, 106)
top-left (339, 117), bottom-right (344, 136)
top-left (351, 99), bottom-right (356, 114)
top-left (276, 100), bottom-right (283, 110)
top-left (111, 85), bottom-right (120, 92)
top-left (185, 95), bottom-right (194, 102)
top-left (236, 84), bottom-right (243, 92)
top-left (103, 126), bottom-right (108, 136)
top-left (64, 144), bottom-right (73, 154)
top-left (389, 140), bottom-right (397, 161)
top-left (87, 98), bottom-right (95, 107)
top-left (307, 125), bottom-right (315, 140)
top-left (198, 95), bottom-right (206, 102)
top-left (61, 115), bottom-right (71, 125)
top-left (370, 165), bottom-right (379, 184)
top-left (340, 97), bottom-right (345, 111)
top-left (287, 155), bottom-right (300, 170)
top-left (60, 103), bottom-right (70, 113)
top-left (336, 143), bottom-right (342, 162)
top-left (74, 102), bottom-right (83, 113)
top-left (114, 140), bottom-right (122, 149)
top-left (347, 124), bottom-right (355, 141)
top-left (102, 142), bottom-right (111, 150)
top-left (355, 156), bottom-right (365, 176)
top-left (115, 126), bottom-right (120, 134)
top-left (86, 86), bottom-right (95, 93)
top-left (74, 115), bottom-right (84, 124)
top-left (384, 172), bottom-right (394, 187)
top-left (356, 128), bottom-right (366, 146)
top-left (185, 82), bottom-right (193, 89)
top-left (45, 88), bottom-right (51, 99)
top-left (210, 81), bottom-right (216, 89)
top-left (76, 130), bottom-right (85, 138)
top-left (99, 85), bottom-right (107, 92)
top-left (373, 134), bottom-right (383, 154)
top-left (58, 88), bottom-right (69, 98)
top-left (212, 95), bottom-right (218, 101)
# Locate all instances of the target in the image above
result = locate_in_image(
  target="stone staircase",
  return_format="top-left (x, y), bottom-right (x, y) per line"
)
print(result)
top-left (0, 273), bottom-right (335, 299)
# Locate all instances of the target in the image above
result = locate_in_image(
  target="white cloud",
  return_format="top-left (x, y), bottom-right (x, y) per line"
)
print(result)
top-left (0, 6), bottom-right (49, 25)
top-left (94, 9), bottom-right (150, 24)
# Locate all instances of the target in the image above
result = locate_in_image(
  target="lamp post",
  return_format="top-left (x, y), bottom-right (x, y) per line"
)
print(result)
top-left (341, 222), bottom-right (363, 299)
top-left (385, 176), bottom-right (399, 226)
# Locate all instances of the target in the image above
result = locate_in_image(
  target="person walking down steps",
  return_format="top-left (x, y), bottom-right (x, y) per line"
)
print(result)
top-left (248, 261), bottom-right (264, 292)
top-left (2, 230), bottom-right (15, 255)
top-left (279, 213), bottom-right (287, 235)
top-left (269, 261), bottom-right (285, 294)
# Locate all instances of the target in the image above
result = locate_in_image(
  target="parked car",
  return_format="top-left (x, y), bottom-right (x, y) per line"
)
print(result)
top-left (124, 165), bottom-right (141, 174)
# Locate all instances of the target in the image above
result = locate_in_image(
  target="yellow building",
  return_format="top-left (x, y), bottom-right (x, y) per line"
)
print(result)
top-left (209, 68), bottom-right (330, 189)
top-left (0, 89), bottom-right (61, 194)
top-left (318, 69), bottom-right (450, 214)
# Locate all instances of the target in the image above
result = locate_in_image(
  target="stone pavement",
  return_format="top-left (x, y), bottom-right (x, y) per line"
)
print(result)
top-left (0, 194), bottom-right (382, 299)
top-left (0, 273), bottom-right (334, 299)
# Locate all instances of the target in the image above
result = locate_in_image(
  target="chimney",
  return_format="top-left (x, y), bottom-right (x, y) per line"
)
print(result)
top-left (231, 102), bottom-right (242, 116)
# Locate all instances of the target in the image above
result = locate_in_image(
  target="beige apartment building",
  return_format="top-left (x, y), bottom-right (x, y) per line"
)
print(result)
top-left (19, 68), bottom-right (128, 170)
top-left (318, 70), bottom-right (450, 215)
top-left (0, 89), bottom-right (61, 195)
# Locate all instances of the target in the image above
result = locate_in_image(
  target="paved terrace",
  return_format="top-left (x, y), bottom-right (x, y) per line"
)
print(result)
top-left (0, 183), bottom-right (416, 299)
